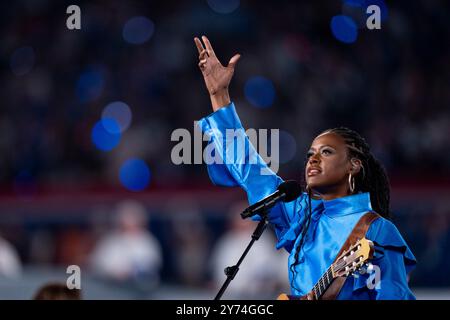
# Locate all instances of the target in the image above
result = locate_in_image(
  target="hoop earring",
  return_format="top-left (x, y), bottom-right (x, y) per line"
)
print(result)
top-left (348, 173), bottom-right (355, 194)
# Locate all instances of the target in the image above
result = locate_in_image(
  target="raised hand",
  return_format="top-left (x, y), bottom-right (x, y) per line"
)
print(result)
top-left (194, 35), bottom-right (240, 111)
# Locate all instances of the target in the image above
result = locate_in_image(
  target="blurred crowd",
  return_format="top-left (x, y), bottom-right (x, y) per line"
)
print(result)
top-left (0, 198), bottom-right (290, 299)
top-left (1, 196), bottom-right (450, 298)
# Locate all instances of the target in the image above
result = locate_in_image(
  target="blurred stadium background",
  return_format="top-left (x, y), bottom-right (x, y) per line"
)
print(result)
top-left (0, 0), bottom-right (449, 299)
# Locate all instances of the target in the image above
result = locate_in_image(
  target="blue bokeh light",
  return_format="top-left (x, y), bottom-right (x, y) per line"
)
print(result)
top-left (102, 101), bottom-right (132, 133)
top-left (91, 118), bottom-right (121, 151)
top-left (10, 46), bottom-right (35, 76)
top-left (365, 0), bottom-right (388, 21)
top-left (342, 0), bottom-right (367, 29)
top-left (343, 0), bottom-right (365, 6)
top-left (123, 16), bottom-right (155, 45)
top-left (244, 76), bottom-right (276, 108)
top-left (330, 15), bottom-right (358, 44)
top-left (76, 66), bottom-right (105, 103)
top-left (343, 0), bottom-right (388, 25)
top-left (119, 158), bottom-right (151, 192)
top-left (207, 0), bottom-right (240, 14)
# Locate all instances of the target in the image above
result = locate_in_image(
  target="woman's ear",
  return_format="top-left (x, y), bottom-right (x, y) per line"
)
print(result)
top-left (350, 158), bottom-right (362, 174)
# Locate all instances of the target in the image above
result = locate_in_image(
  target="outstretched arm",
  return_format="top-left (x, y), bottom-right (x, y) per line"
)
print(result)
top-left (194, 36), bottom-right (303, 239)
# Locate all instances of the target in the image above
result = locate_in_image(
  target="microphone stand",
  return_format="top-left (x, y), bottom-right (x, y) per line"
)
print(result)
top-left (214, 206), bottom-right (270, 300)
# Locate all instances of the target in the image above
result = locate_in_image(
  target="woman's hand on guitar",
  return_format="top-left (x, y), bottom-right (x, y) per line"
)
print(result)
top-left (194, 35), bottom-right (241, 111)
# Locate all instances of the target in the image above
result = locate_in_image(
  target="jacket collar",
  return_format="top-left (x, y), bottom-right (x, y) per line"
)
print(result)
top-left (311, 192), bottom-right (373, 217)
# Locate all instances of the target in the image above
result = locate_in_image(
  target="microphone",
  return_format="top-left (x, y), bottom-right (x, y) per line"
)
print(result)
top-left (240, 180), bottom-right (302, 219)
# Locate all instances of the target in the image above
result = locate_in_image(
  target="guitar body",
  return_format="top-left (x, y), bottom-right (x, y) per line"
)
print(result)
top-left (277, 276), bottom-right (346, 300)
top-left (277, 293), bottom-right (312, 300)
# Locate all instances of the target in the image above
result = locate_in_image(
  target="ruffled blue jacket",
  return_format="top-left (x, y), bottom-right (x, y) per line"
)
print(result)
top-left (197, 102), bottom-right (416, 300)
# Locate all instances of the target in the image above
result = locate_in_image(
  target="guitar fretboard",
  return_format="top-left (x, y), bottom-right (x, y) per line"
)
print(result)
top-left (311, 265), bottom-right (335, 299)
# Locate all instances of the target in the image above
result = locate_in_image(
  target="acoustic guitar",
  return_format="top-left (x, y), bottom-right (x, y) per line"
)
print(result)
top-left (278, 237), bottom-right (375, 300)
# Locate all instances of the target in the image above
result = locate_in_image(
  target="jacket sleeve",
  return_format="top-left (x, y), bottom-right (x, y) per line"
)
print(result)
top-left (369, 247), bottom-right (416, 300)
top-left (351, 217), bottom-right (417, 299)
top-left (196, 102), bottom-right (304, 242)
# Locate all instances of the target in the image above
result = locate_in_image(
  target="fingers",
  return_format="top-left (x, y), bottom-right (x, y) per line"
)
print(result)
top-left (201, 36), bottom-right (216, 57)
top-left (194, 37), bottom-right (204, 55)
top-left (199, 49), bottom-right (208, 61)
top-left (198, 49), bottom-right (208, 70)
top-left (194, 36), bottom-right (215, 58)
top-left (228, 54), bottom-right (241, 69)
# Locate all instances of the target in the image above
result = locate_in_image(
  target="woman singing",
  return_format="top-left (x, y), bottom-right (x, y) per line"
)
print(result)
top-left (194, 36), bottom-right (416, 299)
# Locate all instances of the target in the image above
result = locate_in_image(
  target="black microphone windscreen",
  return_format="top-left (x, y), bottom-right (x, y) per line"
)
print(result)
top-left (277, 180), bottom-right (302, 202)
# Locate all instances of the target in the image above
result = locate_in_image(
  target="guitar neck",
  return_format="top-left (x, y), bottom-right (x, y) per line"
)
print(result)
top-left (304, 238), bottom-right (373, 300)
top-left (310, 265), bottom-right (336, 300)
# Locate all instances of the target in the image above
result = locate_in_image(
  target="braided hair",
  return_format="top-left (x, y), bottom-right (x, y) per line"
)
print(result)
top-left (323, 126), bottom-right (391, 219)
top-left (289, 126), bottom-right (391, 293)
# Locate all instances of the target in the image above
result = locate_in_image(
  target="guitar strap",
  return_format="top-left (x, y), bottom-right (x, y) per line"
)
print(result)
top-left (320, 211), bottom-right (380, 300)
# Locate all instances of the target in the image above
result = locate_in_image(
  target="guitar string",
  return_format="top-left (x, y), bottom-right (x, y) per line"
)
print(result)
top-left (311, 243), bottom-right (368, 298)
top-left (313, 252), bottom-right (366, 299)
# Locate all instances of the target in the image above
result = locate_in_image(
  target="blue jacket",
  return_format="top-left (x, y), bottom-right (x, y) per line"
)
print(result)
top-left (197, 102), bottom-right (416, 300)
